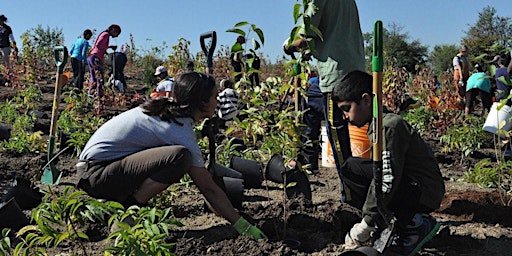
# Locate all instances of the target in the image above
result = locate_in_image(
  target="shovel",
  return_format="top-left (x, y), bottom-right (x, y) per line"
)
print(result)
top-left (370, 20), bottom-right (396, 253)
top-left (200, 31), bottom-right (217, 75)
top-left (41, 45), bottom-right (68, 185)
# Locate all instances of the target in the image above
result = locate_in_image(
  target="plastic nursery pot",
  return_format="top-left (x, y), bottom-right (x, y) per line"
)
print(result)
top-left (283, 238), bottom-right (301, 249)
top-left (265, 154), bottom-right (286, 183)
top-left (229, 156), bottom-right (263, 188)
top-left (1, 177), bottom-right (43, 210)
top-left (0, 124), bottom-right (11, 142)
top-left (207, 176), bottom-right (244, 210)
top-left (339, 246), bottom-right (381, 256)
top-left (0, 198), bottom-right (30, 231)
top-left (283, 167), bottom-right (312, 201)
top-left (211, 163), bottom-right (243, 179)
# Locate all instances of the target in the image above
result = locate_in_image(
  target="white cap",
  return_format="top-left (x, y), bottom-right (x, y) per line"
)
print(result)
top-left (154, 66), bottom-right (167, 76)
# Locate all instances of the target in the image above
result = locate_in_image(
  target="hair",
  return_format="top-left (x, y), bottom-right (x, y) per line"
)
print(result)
top-left (220, 79), bottom-right (233, 89)
top-left (141, 71), bottom-right (217, 124)
top-left (83, 29), bottom-right (92, 37)
top-left (332, 70), bottom-right (373, 104)
top-left (236, 36), bottom-right (245, 44)
top-left (0, 15), bottom-right (7, 22)
top-left (108, 24), bottom-right (121, 34)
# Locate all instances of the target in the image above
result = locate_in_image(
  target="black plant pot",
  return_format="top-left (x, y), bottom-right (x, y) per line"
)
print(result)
top-left (1, 177), bottom-right (43, 210)
top-left (284, 168), bottom-right (312, 201)
top-left (265, 154), bottom-right (286, 183)
top-left (211, 163), bottom-right (243, 179)
top-left (0, 198), bottom-right (29, 231)
top-left (209, 176), bottom-right (244, 210)
top-left (229, 156), bottom-right (263, 188)
top-left (0, 124), bottom-right (11, 141)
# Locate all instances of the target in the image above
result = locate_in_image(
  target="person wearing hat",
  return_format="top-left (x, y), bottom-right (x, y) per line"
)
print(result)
top-left (150, 66), bottom-right (175, 99)
top-left (87, 24), bottom-right (121, 97)
top-left (453, 45), bottom-right (470, 100)
top-left (216, 78), bottom-right (239, 129)
top-left (0, 15), bottom-right (17, 74)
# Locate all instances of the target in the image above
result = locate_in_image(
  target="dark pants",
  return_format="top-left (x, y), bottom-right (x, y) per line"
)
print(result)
top-left (70, 57), bottom-right (86, 90)
top-left (231, 60), bottom-right (242, 82)
top-left (77, 146), bottom-right (191, 203)
top-left (298, 107), bottom-right (323, 170)
top-left (323, 93), bottom-right (352, 201)
top-left (341, 157), bottom-right (432, 230)
top-left (465, 88), bottom-right (492, 115)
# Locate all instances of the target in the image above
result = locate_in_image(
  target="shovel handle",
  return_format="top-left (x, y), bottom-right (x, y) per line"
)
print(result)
top-left (54, 46), bottom-right (68, 74)
top-left (200, 31), bottom-right (217, 71)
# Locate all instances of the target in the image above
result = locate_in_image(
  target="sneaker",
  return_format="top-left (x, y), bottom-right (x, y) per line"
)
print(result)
top-left (385, 214), bottom-right (440, 256)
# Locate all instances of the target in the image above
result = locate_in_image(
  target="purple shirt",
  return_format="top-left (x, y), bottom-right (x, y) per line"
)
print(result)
top-left (90, 31), bottom-right (109, 58)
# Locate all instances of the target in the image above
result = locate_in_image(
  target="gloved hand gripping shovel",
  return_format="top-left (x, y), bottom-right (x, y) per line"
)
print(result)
top-left (41, 46), bottom-right (68, 185)
top-left (200, 31), bottom-right (217, 75)
top-left (371, 20), bottom-right (396, 253)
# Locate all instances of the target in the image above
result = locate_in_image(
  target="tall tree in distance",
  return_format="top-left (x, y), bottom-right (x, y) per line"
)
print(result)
top-left (462, 6), bottom-right (512, 63)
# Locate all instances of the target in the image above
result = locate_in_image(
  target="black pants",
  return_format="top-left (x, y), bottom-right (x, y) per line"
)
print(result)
top-left (341, 157), bottom-right (432, 230)
top-left (71, 57), bottom-right (86, 90)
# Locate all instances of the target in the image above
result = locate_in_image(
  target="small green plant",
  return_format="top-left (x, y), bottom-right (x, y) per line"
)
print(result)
top-left (0, 228), bottom-right (12, 256)
top-left (15, 186), bottom-right (122, 255)
top-left (403, 106), bottom-right (434, 136)
top-left (464, 158), bottom-right (512, 206)
top-left (105, 206), bottom-right (183, 255)
top-left (440, 115), bottom-right (488, 160)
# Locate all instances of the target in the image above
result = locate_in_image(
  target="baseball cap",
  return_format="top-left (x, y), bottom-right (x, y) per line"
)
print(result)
top-left (154, 66), bottom-right (167, 75)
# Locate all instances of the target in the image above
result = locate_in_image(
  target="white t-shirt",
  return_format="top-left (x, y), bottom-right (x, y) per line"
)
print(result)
top-left (79, 107), bottom-right (204, 167)
top-left (156, 77), bottom-right (174, 92)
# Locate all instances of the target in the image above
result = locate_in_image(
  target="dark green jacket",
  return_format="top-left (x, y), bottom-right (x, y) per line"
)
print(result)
top-left (363, 113), bottom-right (445, 226)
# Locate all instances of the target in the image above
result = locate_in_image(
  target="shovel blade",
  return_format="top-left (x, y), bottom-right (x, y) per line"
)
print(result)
top-left (41, 165), bottom-right (62, 185)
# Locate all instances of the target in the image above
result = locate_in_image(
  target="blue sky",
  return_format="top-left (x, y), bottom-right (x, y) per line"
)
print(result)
top-left (3, 0), bottom-right (512, 62)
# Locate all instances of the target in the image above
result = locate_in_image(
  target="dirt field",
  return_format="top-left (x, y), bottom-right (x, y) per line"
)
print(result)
top-left (1, 78), bottom-right (512, 255)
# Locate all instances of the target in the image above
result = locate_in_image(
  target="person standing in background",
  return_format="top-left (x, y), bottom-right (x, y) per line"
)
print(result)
top-left (230, 36), bottom-right (245, 82)
top-left (453, 45), bottom-right (470, 100)
top-left (0, 15), bottom-right (18, 75)
top-left (283, 0), bottom-right (366, 192)
top-left (69, 29), bottom-right (92, 92)
top-left (87, 24), bottom-right (121, 97)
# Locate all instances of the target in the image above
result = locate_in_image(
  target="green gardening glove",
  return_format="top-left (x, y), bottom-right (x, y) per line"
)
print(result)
top-left (233, 217), bottom-right (268, 240)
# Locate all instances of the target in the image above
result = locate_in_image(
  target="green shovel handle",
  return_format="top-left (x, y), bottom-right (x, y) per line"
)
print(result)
top-left (54, 46), bottom-right (68, 74)
top-left (372, 21), bottom-right (383, 73)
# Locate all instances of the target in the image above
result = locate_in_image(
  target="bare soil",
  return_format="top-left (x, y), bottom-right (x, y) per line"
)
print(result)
top-left (1, 75), bottom-right (512, 256)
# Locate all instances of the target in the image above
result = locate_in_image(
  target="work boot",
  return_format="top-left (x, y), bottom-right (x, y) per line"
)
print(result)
top-left (385, 214), bottom-right (440, 256)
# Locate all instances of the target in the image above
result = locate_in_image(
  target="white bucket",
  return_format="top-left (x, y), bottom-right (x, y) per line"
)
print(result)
top-left (321, 126), bottom-right (336, 168)
top-left (483, 102), bottom-right (512, 139)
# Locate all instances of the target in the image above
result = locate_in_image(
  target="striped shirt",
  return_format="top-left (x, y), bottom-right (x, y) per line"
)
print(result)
top-left (217, 88), bottom-right (239, 120)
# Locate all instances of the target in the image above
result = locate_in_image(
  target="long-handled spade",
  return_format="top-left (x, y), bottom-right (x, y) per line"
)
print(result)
top-left (41, 46), bottom-right (68, 185)
top-left (371, 20), bottom-right (397, 253)
top-left (200, 31), bottom-right (217, 75)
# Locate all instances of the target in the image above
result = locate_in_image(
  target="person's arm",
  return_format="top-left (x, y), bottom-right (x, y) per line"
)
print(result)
top-left (9, 33), bottom-right (17, 53)
top-left (188, 166), bottom-right (267, 239)
top-left (81, 41), bottom-right (89, 61)
top-left (189, 166), bottom-right (239, 223)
